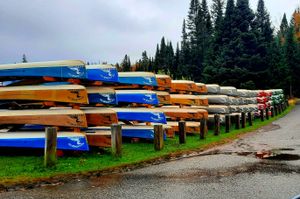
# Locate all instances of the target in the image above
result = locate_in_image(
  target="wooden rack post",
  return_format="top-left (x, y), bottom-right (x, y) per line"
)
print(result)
top-left (225, 114), bottom-right (231, 133)
top-left (214, 114), bottom-right (220, 136)
top-left (154, 125), bottom-right (164, 151)
top-left (241, 112), bottom-right (246, 128)
top-left (248, 112), bottom-right (253, 126)
top-left (179, 121), bottom-right (186, 144)
top-left (44, 127), bottom-right (57, 167)
top-left (111, 124), bottom-right (122, 157)
top-left (200, 118), bottom-right (207, 139)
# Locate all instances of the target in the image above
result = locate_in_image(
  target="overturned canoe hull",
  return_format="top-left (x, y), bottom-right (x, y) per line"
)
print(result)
top-left (86, 126), bottom-right (166, 140)
top-left (0, 60), bottom-right (87, 80)
top-left (0, 132), bottom-right (89, 151)
top-left (0, 85), bottom-right (89, 104)
top-left (116, 90), bottom-right (159, 105)
top-left (83, 109), bottom-right (118, 126)
top-left (0, 109), bottom-right (88, 128)
top-left (86, 65), bottom-right (119, 82)
top-left (118, 72), bottom-right (157, 86)
top-left (111, 108), bottom-right (167, 124)
top-left (87, 87), bottom-right (117, 105)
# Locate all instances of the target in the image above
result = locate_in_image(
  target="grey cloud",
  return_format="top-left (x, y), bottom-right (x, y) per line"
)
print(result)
top-left (0, 0), bottom-right (297, 64)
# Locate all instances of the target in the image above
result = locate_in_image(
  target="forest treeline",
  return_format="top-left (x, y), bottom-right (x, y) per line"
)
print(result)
top-left (119, 0), bottom-right (300, 97)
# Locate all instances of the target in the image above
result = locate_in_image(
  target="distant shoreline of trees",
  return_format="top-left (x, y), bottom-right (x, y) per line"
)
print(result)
top-left (119, 0), bottom-right (300, 97)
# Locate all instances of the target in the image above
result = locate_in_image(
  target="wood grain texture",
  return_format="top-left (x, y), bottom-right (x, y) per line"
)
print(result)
top-left (0, 85), bottom-right (89, 104)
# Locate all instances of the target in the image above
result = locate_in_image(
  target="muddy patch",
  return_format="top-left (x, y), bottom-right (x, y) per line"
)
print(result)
top-left (259, 123), bottom-right (281, 132)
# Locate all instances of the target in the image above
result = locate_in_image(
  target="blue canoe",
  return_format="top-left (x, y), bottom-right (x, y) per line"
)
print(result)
top-left (116, 90), bottom-right (159, 105)
top-left (0, 60), bottom-right (87, 80)
top-left (85, 126), bottom-right (166, 140)
top-left (110, 108), bottom-right (167, 124)
top-left (0, 132), bottom-right (89, 151)
top-left (87, 87), bottom-right (117, 105)
top-left (118, 72), bottom-right (158, 86)
top-left (86, 64), bottom-right (119, 82)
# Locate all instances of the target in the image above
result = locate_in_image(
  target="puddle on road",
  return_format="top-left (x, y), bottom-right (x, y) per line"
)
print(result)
top-left (265, 154), bottom-right (300, 161)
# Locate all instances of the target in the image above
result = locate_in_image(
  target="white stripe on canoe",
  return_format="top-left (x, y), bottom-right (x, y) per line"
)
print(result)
top-left (155, 74), bottom-right (171, 78)
top-left (0, 132), bottom-right (86, 139)
top-left (86, 64), bottom-right (116, 69)
top-left (0, 60), bottom-right (85, 70)
top-left (115, 90), bottom-right (156, 94)
top-left (118, 72), bottom-right (155, 77)
top-left (86, 87), bottom-right (115, 94)
top-left (0, 109), bottom-right (85, 116)
top-left (171, 80), bottom-right (195, 84)
top-left (170, 94), bottom-right (203, 99)
top-left (0, 85), bottom-right (86, 92)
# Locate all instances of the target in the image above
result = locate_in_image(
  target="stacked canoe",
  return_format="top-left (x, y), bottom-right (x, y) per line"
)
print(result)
top-left (0, 59), bottom-right (286, 153)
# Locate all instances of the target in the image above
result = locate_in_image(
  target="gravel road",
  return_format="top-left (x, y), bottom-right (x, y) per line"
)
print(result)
top-left (1, 105), bottom-right (300, 199)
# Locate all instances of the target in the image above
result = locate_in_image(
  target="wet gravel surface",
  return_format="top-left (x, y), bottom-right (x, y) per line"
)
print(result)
top-left (1, 105), bottom-right (300, 199)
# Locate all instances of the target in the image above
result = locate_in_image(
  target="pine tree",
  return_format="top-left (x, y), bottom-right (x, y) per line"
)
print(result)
top-left (279, 13), bottom-right (289, 41)
top-left (180, 19), bottom-right (190, 79)
top-left (140, 51), bottom-right (149, 71)
top-left (173, 43), bottom-right (180, 79)
top-left (22, 54), bottom-right (28, 63)
top-left (154, 44), bottom-right (160, 73)
top-left (251, 0), bottom-right (274, 88)
top-left (187, 0), bottom-right (200, 48)
top-left (121, 54), bottom-right (131, 72)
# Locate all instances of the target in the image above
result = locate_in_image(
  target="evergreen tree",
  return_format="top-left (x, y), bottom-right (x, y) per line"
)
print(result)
top-left (173, 43), bottom-right (180, 79)
top-left (121, 54), bottom-right (131, 72)
top-left (187, 0), bottom-right (200, 48)
top-left (140, 51), bottom-right (150, 71)
top-left (279, 13), bottom-right (289, 41)
top-left (179, 19), bottom-right (191, 79)
top-left (154, 44), bottom-right (160, 73)
top-left (22, 54), bottom-right (27, 63)
top-left (250, 0), bottom-right (274, 88)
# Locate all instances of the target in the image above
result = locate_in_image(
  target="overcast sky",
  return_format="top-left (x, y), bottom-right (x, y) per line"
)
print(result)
top-left (0, 0), bottom-right (299, 64)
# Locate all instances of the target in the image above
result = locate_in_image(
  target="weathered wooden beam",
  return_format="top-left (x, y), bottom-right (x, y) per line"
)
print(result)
top-left (271, 107), bottom-right (274, 118)
top-left (266, 108), bottom-right (269, 120)
top-left (248, 112), bottom-right (253, 126)
top-left (111, 124), bottom-right (122, 157)
top-left (44, 127), bottom-right (57, 167)
top-left (241, 112), bottom-right (246, 128)
top-left (214, 114), bottom-right (220, 136)
top-left (225, 114), bottom-right (231, 133)
top-left (260, 109), bottom-right (264, 121)
top-left (200, 118), bottom-right (207, 139)
top-left (179, 121), bottom-right (186, 144)
top-left (235, 114), bottom-right (240, 130)
top-left (154, 125), bottom-right (164, 151)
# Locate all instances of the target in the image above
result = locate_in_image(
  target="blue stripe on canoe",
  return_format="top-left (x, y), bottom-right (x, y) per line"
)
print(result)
top-left (0, 65), bottom-right (87, 79)
top-left (0, 136), bottom-right (89, 151)
top-left (116, 111), bottom-right (167, 124)
top-left (116, 93), bottom-right (159, 105)
top-left (118, 76), bottom-right (157, 86)
top-left (88, 93), bottom-right (118, 105)
top-left (122, 128), bottom-right (166, 140)
top-left (87, 68), bottom-right (119, 82)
